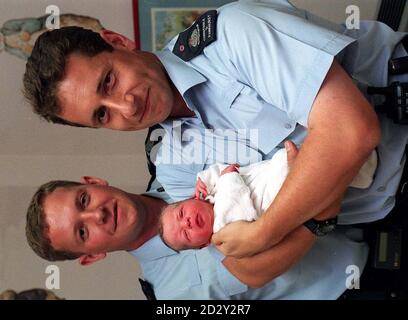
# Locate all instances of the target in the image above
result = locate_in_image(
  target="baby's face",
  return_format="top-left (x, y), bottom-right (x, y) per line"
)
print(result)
top-left (161, 199), bottom-right (214, 250)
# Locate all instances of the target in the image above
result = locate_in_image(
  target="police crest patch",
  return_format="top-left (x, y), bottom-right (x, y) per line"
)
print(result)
top-left (172, 10), bottom-right (217, 61)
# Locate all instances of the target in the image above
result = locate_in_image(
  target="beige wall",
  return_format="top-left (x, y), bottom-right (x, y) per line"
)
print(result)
top-left (291, 0), bottom-right (380, 23)
top-left (0, 0), bottom-right (381, 299)
top-left (0, 0), bottom-right (149, 300)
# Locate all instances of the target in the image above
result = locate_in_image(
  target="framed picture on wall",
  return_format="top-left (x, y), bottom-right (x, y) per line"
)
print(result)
top-left (133, 0), bottom-right (235, 52)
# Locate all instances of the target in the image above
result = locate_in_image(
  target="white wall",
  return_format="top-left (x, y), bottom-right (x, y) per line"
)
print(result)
top-left (0, 0), bottom-right (382, 300)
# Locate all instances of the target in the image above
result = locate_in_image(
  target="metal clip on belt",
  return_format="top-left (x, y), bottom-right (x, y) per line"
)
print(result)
top-left (389, 56), bottom-right (408, 75)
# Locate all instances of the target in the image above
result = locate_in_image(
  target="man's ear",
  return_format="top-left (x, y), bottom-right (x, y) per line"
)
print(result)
top-left (100, 29), bottom-right (136, 50)
top-left (78, 253), bottom-right (107, 266)
top-left (80, 176), bottom-right (109, 186)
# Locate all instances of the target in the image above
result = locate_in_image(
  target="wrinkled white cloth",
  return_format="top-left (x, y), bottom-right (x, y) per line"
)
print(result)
top-left (198, 149), bottom-right (377, 233)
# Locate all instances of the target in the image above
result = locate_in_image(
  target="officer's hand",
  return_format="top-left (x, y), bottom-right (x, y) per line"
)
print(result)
top-left (211, 220), bottom-right (264, 258)
top-left (211, 141), bottom-right (300, 258)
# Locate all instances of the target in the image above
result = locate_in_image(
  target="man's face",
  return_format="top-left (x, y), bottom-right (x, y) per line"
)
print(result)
top-left (161, 199), bottom-right (214, 250)
top-left (57, 48), bottom-right (174, 130)
top-left (43, 183), bottom-right (146, 255)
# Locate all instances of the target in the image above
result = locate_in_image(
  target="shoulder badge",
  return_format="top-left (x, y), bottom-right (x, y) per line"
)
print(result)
top-left (172, 10), bottom-right (217, 61)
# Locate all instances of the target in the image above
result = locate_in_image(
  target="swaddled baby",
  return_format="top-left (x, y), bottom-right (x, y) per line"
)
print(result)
top-left (160, 147), bottom-right (377, 251)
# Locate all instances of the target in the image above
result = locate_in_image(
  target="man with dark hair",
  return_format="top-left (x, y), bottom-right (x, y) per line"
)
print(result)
top-left (23, 26), bottom-right (113, 126)
top-left (23, 26), bottom-right (187, 129)
top-left (22, 0), bottom-right (408, 297)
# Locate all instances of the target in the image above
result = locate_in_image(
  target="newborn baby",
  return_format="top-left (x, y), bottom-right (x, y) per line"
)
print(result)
top-left (160, 148), bottom-right (378, 251)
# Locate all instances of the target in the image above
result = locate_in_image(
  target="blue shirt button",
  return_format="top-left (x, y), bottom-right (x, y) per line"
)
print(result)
top-left (285, 123), bottom-right (292, 129)
top-left (377, 186), bottom-right (386, 192)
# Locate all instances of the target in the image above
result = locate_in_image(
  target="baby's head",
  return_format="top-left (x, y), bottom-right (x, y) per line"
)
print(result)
top-left (159, 198), bottom-right (214, 251)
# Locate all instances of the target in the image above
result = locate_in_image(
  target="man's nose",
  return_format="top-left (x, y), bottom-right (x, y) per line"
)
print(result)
top-left (104, 93), bottom-right (137, 118)
top-left (82, 208), bottom-right (106, 225)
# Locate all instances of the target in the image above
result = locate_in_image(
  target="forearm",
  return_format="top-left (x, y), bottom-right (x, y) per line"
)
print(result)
top-left (261, 132), bottom-right (367, 242)
top-left (223, 195), bottom-right (342, 288)
top-left (257, 61), bottom-right (380, 245)
top-left (223, 226), bottom-right (315, 288)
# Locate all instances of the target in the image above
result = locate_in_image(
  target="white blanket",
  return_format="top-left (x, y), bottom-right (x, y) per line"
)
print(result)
top-left (197, 149), bottom-right (378, 233)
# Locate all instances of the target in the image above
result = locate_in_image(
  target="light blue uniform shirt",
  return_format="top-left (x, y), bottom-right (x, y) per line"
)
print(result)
top-left (154, 0), bottom-right (408, 224)
top-left (129, 228), bottom-right (368, 300)
top-left (132, 0), bottom-right (407, 299)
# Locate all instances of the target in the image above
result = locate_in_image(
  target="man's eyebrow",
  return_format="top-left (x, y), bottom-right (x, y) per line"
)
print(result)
top-left (73, 188), bottom-right (83, 244)
top-left (91, 65), bottom-right (110, 126)
top-left (74, 187), bottom-right (83, 211)
top-left (96, 61), bottom-right (113, 94)
top-left (96, 67), bottom-right (106, 94)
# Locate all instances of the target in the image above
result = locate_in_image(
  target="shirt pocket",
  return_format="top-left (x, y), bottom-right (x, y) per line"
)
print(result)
top-left (220, 81), bottom-right (297, 155)
top-left (144, 253), bottom-right (202, 299)
top-left (221, 81), bottom-right (244, 109)
top-left (221, 81), bottom-right (263, 114)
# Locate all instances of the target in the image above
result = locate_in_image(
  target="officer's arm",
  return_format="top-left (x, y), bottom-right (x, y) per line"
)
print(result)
top-left (213, 60), bottom-right (380, 257)
top-left (222, 195), bottom-right (341, 288)
top-left (257, 60), bottom-right (380, 243)
top-left (222, 226), bottom-right (315, 288)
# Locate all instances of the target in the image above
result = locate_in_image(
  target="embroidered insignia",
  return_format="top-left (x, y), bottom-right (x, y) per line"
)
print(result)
top-left (172, 10), bottom-right (217, 61)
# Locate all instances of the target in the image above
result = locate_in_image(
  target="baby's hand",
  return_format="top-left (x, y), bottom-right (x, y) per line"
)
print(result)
top-left (220, 163), bottom-right (240, 176)
top-left (194, 177), bottom-right (208, 200)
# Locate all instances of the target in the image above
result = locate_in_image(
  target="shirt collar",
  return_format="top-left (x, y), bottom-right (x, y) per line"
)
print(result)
top-left (128, 235), bottom-right (178, 261)
top-left (160, 118), bottom-right (185, 131)
top-left (155, 49), bottom-right (207, 96)
top-left (159, 116), bottom-right (205, 132)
